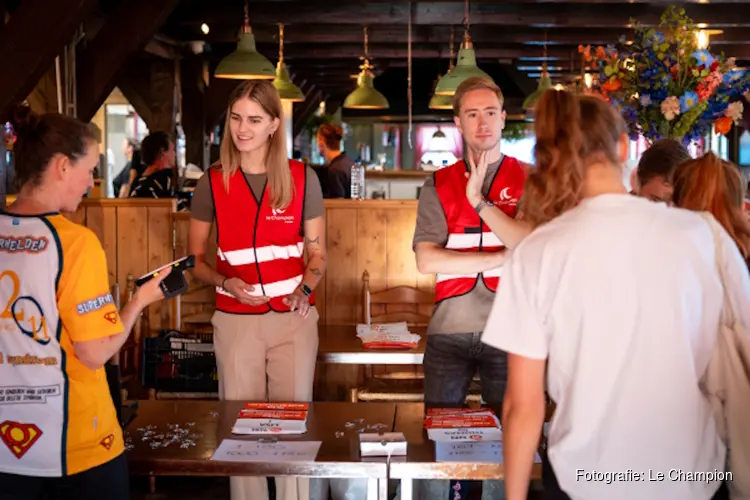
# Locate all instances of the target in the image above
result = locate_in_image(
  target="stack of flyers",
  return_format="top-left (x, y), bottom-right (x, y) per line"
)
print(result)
top-left (356, 322), bottom-right (421, 349)
top-left (424, 408), bottom-right (502, 442)
top-left (231, 403), bottom-right (309, 435)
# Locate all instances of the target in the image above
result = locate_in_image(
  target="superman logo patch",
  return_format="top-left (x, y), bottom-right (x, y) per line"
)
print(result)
top-left (100, 434), bottom-right (115, 450)
top-left (103, 311), bottom-right (118, 324)
top-left (0, 421), bottom-right (42, 459)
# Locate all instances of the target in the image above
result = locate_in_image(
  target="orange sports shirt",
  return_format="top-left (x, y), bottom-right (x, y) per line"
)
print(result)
top-left (0, 211), bottom-right (124, 476)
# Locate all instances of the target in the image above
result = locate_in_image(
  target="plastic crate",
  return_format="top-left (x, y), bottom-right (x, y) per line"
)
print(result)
top-left (141, 331), bottom-right (218, 393)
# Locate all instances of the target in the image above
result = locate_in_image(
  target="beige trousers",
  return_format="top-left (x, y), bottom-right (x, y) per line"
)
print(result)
top-left (212, 307), bottom-right (320, 500)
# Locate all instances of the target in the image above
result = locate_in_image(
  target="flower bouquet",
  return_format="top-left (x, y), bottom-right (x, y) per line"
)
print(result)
top-left (579, 6), bottom-right (750, 145)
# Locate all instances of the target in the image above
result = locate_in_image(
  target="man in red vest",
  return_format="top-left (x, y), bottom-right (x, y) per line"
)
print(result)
top-left (413, 76), bottom-right (531, 500)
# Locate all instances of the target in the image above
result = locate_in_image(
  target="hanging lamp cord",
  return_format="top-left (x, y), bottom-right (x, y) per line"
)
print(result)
top-left (408, 2), bottom-right (413, 149)
top-left (278, 23), bottom-right (284, 62)
top-left (242, 0), bottom-right (251, 33)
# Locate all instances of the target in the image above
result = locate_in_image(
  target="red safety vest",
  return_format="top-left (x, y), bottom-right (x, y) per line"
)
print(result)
top-left (209, 160), bottom-right (313, 314)
top-left (433, 156), bottom-right (527, 302)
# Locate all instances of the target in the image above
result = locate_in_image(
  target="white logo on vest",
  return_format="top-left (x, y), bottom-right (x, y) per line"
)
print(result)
top-left (495, 187), bottom-right (518, 207)
top-left (267, 208), bottom-right (295, 224)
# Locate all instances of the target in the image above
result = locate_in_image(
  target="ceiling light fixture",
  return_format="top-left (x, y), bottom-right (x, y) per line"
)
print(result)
top-left (214, 0), bottom-right (275, 80)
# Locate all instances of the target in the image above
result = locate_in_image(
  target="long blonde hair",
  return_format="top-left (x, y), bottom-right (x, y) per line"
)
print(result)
top-left (520, 90), bottom-right (626, 227)
top-left (673, 153), bottom-right (750, 258)
top-left (219, 80), bottom-right (293, 209)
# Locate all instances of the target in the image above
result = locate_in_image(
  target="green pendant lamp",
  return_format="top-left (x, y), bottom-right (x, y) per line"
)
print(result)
top-left (433, 0), bottom-right (493, 96)
top-left (522, 66), bottom-right (552, 110)
top-left (434, 33), bottom-right (492, 95)
top-left (273, 24), bottom-right (304, 101)
top-left (215, 0), bottom-right (275, 80)
top-left (430, 29), bottom-right (456, 110)
top-left (429, 90), bottom-right (453, 110)
top-left (344, 26), bottom-right (389, 109)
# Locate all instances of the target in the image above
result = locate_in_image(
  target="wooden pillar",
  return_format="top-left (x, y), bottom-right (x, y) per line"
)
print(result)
top-left (118, 58), bottom-right (178, 135)
top-left (180, 55), bottom-right (207, 168)
top-left (76, 0), bottom-right (179, 123)
top-left (149, 59), bottom-right (178, 133)
top-left (0, 0), bottom-right (97, 121)
top-left (283, 100), bottom-right (294, 159)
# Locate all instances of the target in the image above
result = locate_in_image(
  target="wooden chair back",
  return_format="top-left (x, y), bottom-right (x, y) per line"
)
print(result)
top-left (362, 269), bottom-right (434, 326)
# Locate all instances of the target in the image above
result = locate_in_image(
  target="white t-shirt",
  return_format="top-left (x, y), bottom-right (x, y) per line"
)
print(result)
top-left (483, 194), bottom-right (750, 500)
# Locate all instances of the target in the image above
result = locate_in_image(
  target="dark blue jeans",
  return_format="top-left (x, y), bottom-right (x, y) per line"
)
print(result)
top-left (422, 332), bottom-right (508, 500)
top-left (424, 332), bottom-right (509, 406)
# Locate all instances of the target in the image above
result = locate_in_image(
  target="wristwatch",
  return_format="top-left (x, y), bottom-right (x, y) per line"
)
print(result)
top-left (474, 198), bottom-right (493, 214)
top-left (299, 283), bottom-right (313, 297)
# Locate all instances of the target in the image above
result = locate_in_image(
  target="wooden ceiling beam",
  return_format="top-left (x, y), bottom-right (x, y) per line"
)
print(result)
top-left (173, 3), bottom-right (750, 28)
top-left (244, 43), bottom-right (588, 60)
top-left (77, 0), bottom-right (180, 123)
top-left (0, 0), bottom-right (97, 121)
top-left (185, 25), bottom-right (750, 46)
top-left (234, 0), bottom-right (748, 4)
top-left (232, 42), bottom-right (750, 61)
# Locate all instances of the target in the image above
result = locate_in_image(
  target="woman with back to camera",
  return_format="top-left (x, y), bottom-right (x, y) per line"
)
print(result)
top-left (188, 80), bottom-right (326, 500)
top-left (481, 89), bottom-right (749, 500)
top-left (0, 106), bottom-right (168, 499)
top-left (673, 152), bottom-right (750, 272)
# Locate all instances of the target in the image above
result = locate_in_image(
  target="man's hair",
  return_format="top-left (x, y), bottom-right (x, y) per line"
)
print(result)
top-left (452, 77), bottom-right (504, 116)
top-left (141, 131), bottom-right (173, 166)
top-left (636, 139), bottom-right (690, 187)
top-left (317, 123), bottom-right (343, 151)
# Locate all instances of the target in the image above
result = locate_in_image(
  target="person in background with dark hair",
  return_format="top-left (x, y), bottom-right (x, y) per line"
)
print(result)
top-left (483, 89), bottom-right (748, 500)
top-left (632, 138), bottom-right (691, 203)
top-left (673, 152), bottom-right (750, 272)
top-left (128, 131), bottom-right (176, 199)
top-left (112, 138), bottom-right (141, 197)
top-left (0, 107), bottom-right (169, 499)
top-left (316, 123), bottom-right (353, 198)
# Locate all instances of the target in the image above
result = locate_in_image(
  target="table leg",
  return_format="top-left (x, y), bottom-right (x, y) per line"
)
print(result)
top-left (378, 478), bottom-right (388, 500)
top-left (366, 478), bottom-right (389, 500)
top-left (400, 478), bottom-right (413, 500)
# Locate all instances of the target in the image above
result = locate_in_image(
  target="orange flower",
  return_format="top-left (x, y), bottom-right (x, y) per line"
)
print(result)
top-left (596, 46), bottom-right (607, 59)
top-left (578, 45), bottom-right (592, 61)
top-left (715, 116), bottom-right (733, 135)
top-left (602, 78), bottom-right (622, 93)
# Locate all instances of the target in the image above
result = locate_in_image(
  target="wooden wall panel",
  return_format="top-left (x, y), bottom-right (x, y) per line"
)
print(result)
top-left (86, 205), bottom-right (118, 287)
top-left (147, 206), bottom-right (174, 331)
top-left (357, 208), bottom-right (388, 322)
top-left (325, 208), bottom-right (359, 325)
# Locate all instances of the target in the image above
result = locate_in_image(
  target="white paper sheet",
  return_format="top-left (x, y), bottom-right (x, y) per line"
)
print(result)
top-left (211, 439), bottom-right (322, 462)
top-left (435, 441), bottom-right (542, 464)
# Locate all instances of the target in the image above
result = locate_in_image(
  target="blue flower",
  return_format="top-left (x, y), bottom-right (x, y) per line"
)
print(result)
top-left (640, 94), bottom-right (652, 107)
top-left (692, 50), bottom-right (715, 68)
top-left (679, 91), bottom-right (699, 113)
top-left (654, 31), bottom-right (665, 44)
top-left (605, 45), bottom-right (617, 57)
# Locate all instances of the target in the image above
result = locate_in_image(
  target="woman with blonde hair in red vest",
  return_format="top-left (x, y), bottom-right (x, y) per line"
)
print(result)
top-left (188, 80), bottom-right (326, 500)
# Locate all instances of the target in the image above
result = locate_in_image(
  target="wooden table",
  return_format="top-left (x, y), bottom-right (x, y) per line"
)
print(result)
top-left (317, 326), bottom-right (426, 365)
top-left (126, 400), bottom-right (393, 499)
top-left (391, 403), bottom-right (544, 500)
